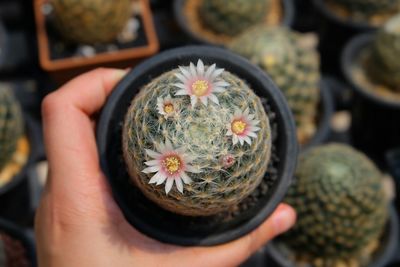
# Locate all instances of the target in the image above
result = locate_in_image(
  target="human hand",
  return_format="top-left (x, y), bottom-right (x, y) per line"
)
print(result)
top-left (35, 68), bottom-right (296, 267)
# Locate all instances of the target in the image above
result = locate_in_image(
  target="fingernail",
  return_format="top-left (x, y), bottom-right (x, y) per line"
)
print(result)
top-left (273, 208), bottom-right (296, 234)
top-left (114, 69), bottom-right (129, 80)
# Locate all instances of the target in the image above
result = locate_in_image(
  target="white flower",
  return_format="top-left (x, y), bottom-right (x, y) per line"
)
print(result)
top-left (173, 59), bottom-right (229, 107)
top-left (157, 94), bottom-right (177, 118)
top-left (226, 108), bottom-right (261, 146)
top-left (142, 140), bottom-right (201, 194)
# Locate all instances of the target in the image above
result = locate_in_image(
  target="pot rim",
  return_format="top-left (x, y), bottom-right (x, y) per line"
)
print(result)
top-left (173, 0), bottom-right (295, 46)
top-left (312, 0), bottom-right (377, 31)
top-left (96, 45), bottom-right (298, 246)
top-left (341, 33), bottom-right (400, 109)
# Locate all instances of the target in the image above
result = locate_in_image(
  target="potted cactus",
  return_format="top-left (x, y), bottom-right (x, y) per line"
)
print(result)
top-left (34, 0), bottom-right (159, 84)
top-left (97, 46), bottom-right (297, 245)
top-left (342, 14), bottom-right (400, 163)
top-left (229, 26), bottom-right (333, 148)
top-left (0, 217), bottom-right (36, 267)
top-left (0, 86), bottom-right (41, 224)
top-left (173, 0), bottom-right (294, 46)
top-left (266, 144), bottom-right (398, 267)
top-left (312, 0), bottom-right (400, 75)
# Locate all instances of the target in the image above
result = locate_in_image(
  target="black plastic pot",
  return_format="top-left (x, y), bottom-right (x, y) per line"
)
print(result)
top-left (292, 0), bottom-right (317, 32)
top-left (312, 0), bottom-right (376, 76)
top-left (265, 205), bottom-right (399, 267)
top-left (0, 217), bottom-right (36, 267)
top-left (173, 0), bottom-right (295, 46)
top-left (97, 45), bottom-right (297, 246)
top-left (386, 148), bottom-right (400, 217)
top-left (341, 33), bottom-right (400, 165)
top-left (0, 114), bottom-right (42, 225)
top-left (0, 20), bottom-right (8, 69)
top-left (302, 78), bottom-right (334, 151)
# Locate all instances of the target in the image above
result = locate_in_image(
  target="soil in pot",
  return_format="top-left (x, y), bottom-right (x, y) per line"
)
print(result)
top-left (174, 0), bottom-right (294, 46)
top-left (266, 144), bottom-right (397, 267)
top-left (0, 217), bottom-right (36, 267)
top-left (43, 0), bottom-right (145, 61)
top-left (96, 45), bottom-right (297, 246)
top-left (342, 15), bottom-right (400, 163)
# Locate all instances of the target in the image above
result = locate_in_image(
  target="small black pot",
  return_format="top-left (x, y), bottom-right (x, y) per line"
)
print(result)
top-left (312, 0), bottom-right (376, 76)
top-left (0, 20), bottom-right (8, 69)
top-left (341, 33), bottom-right (400, 165)
top-left (302, 77), bottom-right (335, 151)
top-left (292, 0), bottom-right (317, 32)
top-left (97, 45), bottom-right (297, 246)
top-left (173, 0), bottom-right (295, 46)
top-left (0, 115), bottom-right (42, 225)
top-left (386, 148), bottom-right (400, 217)
top-left (265, 205), bottom-right (399, 267)
top-left (0, 217), bottom-right (36, 267)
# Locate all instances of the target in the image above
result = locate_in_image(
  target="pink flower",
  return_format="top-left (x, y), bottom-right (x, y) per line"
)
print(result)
top-left (173, 59), bottom-right (229, 107)
top-left (226, 108), bottom-right (261, 146)
top-left (142, 140), bottom-right (201, 194)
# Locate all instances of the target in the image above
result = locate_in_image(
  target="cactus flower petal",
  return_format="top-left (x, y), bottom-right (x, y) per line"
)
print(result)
top-left (173, 59), bottom-right (229, 107)
top-left (227, 108), bottom-right (261, 146)
top-left (143, 140), bottom-right (201, 194)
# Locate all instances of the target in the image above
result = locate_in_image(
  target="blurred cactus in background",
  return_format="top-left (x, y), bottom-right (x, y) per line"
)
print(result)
top-left (199, 0), bottom-right (270, 36)
top-left (51, 0), bottom-right (132, 44)
top-left (366, 14), bottom-right (400, 92)
top-left (282, 144), bottom-right (388, 265)
top-left (229, 26), bottom-right (320, 144)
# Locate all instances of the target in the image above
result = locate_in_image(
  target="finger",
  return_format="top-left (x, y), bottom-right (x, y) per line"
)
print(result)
top-left (42, 68), bottom-right (127, 195)
top-left (183, 203), bottom-right (296, 267)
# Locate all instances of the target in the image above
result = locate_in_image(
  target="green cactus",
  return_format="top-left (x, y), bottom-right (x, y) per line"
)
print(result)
top-left (330, 0), bottom-right (400, 18)
top-left (282, 144), bottom-right (388, 262)
top-left (0, 88), bottom-right (24, 173)
top-left (122, 60), bottom-right (272, 216)
top-left (50, 0), bottom-right (132, 44)
top-left (229, 26), bottom-right (320, 144)
top-left (199, 0), bottom-right (270, 36)
top-left (366, 14), bottom-right (400, 92)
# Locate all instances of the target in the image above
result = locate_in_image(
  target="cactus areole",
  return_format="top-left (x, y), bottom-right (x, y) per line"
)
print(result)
top-left (96, 46), bottom-right (297, 245)
top-left (122, 59), bottom-right (272, 216)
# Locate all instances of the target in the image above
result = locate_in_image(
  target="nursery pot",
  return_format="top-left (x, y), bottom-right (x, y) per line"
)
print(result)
top-left (96, 45), bottom-right (297, 246)
top-left (34, 0), bottom-right (159, 85)
top-left (0, 115), bottom-right (42, 225)
top-left (265, 205), bottom-right (399, 267)
top-left (341, 34), bottom-right (400, 165)
top-left (0, 20), bottom-right (8, 69)
top-left (173, 0), bottom-right (295, 46)
top-left (312, 0), bottom-right (376, 75)
top-left (302, 77), bottom-right (334, 151)
top-left (0, 217), bottom-right (36, 267)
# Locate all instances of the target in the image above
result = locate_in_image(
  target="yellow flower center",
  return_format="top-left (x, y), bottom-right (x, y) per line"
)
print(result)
top-left (232, 120), bottom-right (247, 135)
top-left (192, 80), bottom-right (209, 96)
top-left (163, 103), bottom-right (174, 114)
top-left (162, 156), bottom-right (181, 174)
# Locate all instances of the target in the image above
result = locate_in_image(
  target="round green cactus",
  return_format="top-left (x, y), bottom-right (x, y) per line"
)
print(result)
top-left (330, 0), bottom-right (400, 17)
top-left (282, 144), bottom-right (388, 261)
top-left (199, 0), bottom-right (270, 36)
top-left (366, 14), bottom-right (400, 92)
top-left (51, 0), bottom-right (132, 44)
top-left (229, 26), bottom-right (320, 144)
top-left (0, 88), bottom-right (24, 173)
top-left (122, 59), bottom-right (272, 216)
